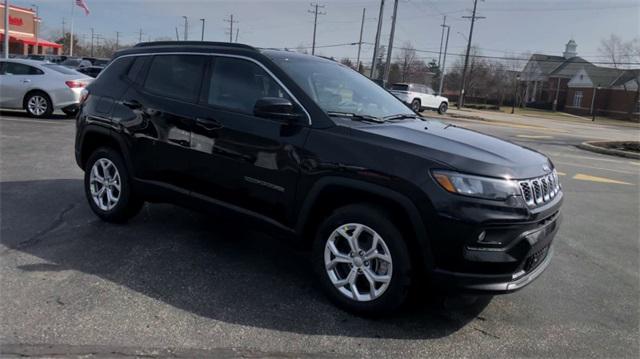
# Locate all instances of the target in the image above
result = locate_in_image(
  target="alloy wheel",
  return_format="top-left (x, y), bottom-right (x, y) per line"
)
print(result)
top-left (27, 95), bottom-right (48, 116)
top-left (89, 158), bottom-right (122, 211)
top-left (324, 223), bottom-right (393, 302)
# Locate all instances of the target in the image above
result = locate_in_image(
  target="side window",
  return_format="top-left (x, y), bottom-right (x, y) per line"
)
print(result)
top-left (127, 56), bottom-right (148, 83)
top-left (425, 87), bottom-right (435, 95)
top-left (143, 55), bottom-right (207, 102)
top-left (0, 62), bottom-right (5, 75)
top-left (207, 57), bottom-right (291, 114)
top-left (4, 63), bottom-right (44, 75)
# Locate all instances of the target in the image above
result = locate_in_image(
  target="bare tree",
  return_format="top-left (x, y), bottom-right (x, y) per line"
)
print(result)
top-left (396, 42), bottom-right (417, 82)
top-left (599, 34), bottom-right (640, 117)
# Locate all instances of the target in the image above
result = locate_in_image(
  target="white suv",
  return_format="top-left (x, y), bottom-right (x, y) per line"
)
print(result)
top-left (389, 83), bottom-right (448, 114)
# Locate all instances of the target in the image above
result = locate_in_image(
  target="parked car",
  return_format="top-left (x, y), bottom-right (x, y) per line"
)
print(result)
top-left (0, 59), bottom-right (92, 117)
top-left (77, 66), bottom-right (104, 78)
top-left (61, 58), bottom-right (92, 70)
top-left (75, 42), bottom-right (562, 315)
top-left (389, 82), bottom-right (449, 114)
top-left (27, 54), bottom-right (64, 63)
top-left (82, 57), bottom-right (110, 66)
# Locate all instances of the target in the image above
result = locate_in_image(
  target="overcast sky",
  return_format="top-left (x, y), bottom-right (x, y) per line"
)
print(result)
top-left (14, 0), bottom-right (640, 66)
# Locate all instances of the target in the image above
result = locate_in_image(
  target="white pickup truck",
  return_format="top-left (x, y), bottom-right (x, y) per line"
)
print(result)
top-left (389, 83), bottom-right (448, 114)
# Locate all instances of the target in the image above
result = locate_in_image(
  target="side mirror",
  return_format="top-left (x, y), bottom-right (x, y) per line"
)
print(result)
top-left (253, 97), bottom-right (301, 122)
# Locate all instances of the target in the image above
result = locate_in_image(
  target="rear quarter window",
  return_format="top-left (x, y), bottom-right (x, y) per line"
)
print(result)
top-left (89, 56), bottom-right (135, 98)
top-left (143, 55), bottom-right (207, 102)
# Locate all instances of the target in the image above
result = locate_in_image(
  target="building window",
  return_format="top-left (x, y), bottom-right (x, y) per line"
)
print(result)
top-left (573, 91), bottom-right (583, 107)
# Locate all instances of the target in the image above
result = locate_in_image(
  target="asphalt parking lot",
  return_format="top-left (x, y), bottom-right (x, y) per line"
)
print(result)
top-left (1, 110), bottom-right (638, 358)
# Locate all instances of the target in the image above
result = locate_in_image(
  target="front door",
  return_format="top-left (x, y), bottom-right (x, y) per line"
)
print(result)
top-left (188, 55), bottom-right (310, 224)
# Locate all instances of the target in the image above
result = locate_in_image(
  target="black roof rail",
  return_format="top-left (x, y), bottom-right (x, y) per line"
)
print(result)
top-left (134, 41), bottom-right (256, 51)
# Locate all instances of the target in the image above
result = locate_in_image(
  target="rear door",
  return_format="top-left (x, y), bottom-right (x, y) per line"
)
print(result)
top-left (188, 55), bottom-right (310, 224)
top-left (0, 61), bottom-right (44, 108)
top-left (118, 54), bottom-right (208, 189)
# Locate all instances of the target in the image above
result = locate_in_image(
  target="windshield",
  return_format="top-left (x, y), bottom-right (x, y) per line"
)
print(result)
top-left (44, 64), bottom-right (81, 75)
top-left (269, 55), bottom-right (413, 119)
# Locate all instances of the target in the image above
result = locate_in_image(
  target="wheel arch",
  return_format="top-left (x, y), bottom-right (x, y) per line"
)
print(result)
top-left (78, 126), bottom-right (132, 172)
top-left (295, 177), bottom-right (434, 272)
top-left (22, 89), bottom-right (51, 109)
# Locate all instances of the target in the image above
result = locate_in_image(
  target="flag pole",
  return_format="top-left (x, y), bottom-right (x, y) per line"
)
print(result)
top-left (69, 0), bottom-right (74, 56)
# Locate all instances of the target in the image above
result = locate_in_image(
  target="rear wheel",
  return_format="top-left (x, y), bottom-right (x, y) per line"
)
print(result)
top-left (313, 204), bottom-right (412, 316)
top-left (411, 99), bottom-right (421, 113)
top-left (438, 102), bottom-right (448, 114)
top-left (25, 91), bottom-right (53, 118)
top-left (84, 147), bottom-right (144, 223)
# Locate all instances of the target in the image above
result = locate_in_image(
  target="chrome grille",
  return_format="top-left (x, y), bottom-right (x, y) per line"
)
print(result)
top-left (519, 171), bottom-right (561, 207)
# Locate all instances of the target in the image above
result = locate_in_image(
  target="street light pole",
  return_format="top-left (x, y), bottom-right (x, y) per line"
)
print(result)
top-left (182, 16), bottom-right (188, 41)
top-left (4, 0), bottom-right (9, 58)
top-left (32, 4), bottom-right (39, 54)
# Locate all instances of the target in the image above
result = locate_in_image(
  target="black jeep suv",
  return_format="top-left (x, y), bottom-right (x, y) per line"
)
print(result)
top-left (75, 42), bottom-right (562, 315)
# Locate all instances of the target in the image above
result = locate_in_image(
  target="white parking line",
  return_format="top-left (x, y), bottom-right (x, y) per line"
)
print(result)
top-left (0, 117), bottom-right (70, 125)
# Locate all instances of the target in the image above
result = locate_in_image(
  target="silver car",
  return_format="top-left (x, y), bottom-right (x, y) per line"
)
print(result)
top-left (0, 59), bottom-right (92, 118)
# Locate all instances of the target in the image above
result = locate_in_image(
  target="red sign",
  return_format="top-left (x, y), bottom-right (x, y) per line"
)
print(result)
top-left (9, 16), bottom-right (23, 27)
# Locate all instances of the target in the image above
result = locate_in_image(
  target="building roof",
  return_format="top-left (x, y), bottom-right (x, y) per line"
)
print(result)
top-left (611, 69), bottom-right (640, 87)
top-left (528, 53), bottom-right (567, 76)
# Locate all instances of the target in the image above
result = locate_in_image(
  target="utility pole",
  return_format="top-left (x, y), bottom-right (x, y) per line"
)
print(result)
top-left (224, 14), bottom-right (238, 43)
top-left (138, 29), bottom-right (144, 43)
top-left (308, 3), bottom-right (326, 55)
top-left (235, 28), bottom-right (239, 43)
top-left (61, 17), bottom-right (67, 55)
top-left (175, 27), bottom-right (180, 40)
top-left (383, 0), bottom-right (399, 84)
top-left (3, 0), bottom-right (9, 58)
top-left (355, 8), bottom-right (366, 72)
top-left (182, 16), bottom-right (188, 41)
top-left (90, 28), bottom-right (94, 57)
top-left (457, 0), bottom-right (485, 109)
top-left (200, 18), bottom-right (205, 41)
top-left (370, 0), bottom-right (385, 78)
top-left (115, 31), bottom-right (120, 50)
top-left (438, 24), bottom-right (450, 96)
top-left (437, 16), bottom-right (446, 68)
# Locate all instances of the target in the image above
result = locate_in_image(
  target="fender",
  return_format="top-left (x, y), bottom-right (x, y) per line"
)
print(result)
top-left (75, 122), bottom-right (135, 176)
top-left (294, 176), bottom-right (434, 271)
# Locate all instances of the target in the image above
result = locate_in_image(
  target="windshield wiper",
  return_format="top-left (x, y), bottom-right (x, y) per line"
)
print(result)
top-left (326, 111), bottom-right (386, 123)
top-left (383, 113), bottom-right (424, 121)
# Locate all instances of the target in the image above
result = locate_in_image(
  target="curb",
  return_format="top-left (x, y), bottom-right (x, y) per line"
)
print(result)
top-left (577, 141), bottom-right (640, 160)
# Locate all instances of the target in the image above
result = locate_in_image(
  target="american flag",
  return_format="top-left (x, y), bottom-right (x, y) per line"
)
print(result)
top-left (75, 0), bottom-right (90, 16)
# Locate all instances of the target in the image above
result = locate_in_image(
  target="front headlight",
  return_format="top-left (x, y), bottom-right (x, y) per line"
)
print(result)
top-left (432, 170), bottom-right (520, 201)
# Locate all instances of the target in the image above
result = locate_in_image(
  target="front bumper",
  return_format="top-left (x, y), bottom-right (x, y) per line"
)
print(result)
top-left (424, 190), bottom-right (563, 294)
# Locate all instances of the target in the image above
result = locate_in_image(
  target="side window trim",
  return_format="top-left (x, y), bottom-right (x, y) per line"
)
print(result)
top-left (104, 52), bottom-right (311, 125)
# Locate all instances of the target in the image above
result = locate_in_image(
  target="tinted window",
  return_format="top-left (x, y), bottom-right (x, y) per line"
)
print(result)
top-left (425, 86), bottom-right (435, 95)
top-left (89, 56), bottom-right (134, 97)
top-left (4, 62), bottom-right (44, 75)
top-left (207, 57), bottom-right (291, 114)
top-left (144, 55), bottom-right (206, 102)
top-left (390, 84), bottom-right (408, 91)
top-left (127, 56), bottom-right (148, 83)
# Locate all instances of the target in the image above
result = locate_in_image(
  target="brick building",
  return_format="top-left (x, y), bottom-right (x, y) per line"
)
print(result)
top-left (0, 3), bottom-right (62, 56)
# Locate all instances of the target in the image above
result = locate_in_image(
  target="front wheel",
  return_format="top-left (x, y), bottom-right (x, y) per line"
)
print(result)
top-left (438, 102), bottom-right (448, 114)
top-left (411, 99), bottom-right (421, 113)
top-left (84, 147), bottom-right (144, 223)
top-left (312, 204), bottom-right (412, 316)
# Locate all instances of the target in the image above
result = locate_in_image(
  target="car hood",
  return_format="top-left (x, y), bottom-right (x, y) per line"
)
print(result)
top-left (350, 118), bottom-right (551, 179)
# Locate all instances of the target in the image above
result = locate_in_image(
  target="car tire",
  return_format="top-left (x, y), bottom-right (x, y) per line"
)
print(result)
top-left (84, 147), bottom-right (144, 223)
top-left (312, 204), bottom-right (412, 316)
top-left (24, 91), bottom-right (53, 118)
top-left (411, 99), bottom-right (421, 113)
top-left (438, 102), bottom-right (448, 114)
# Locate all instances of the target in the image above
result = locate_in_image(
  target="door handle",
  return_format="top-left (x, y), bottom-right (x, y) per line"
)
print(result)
top-left (21, 79), bottom-right (31, 83)
top-left (195, 117), bottom-right (223, 131)
top-left (121, 99), bottom-right (142, 109)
